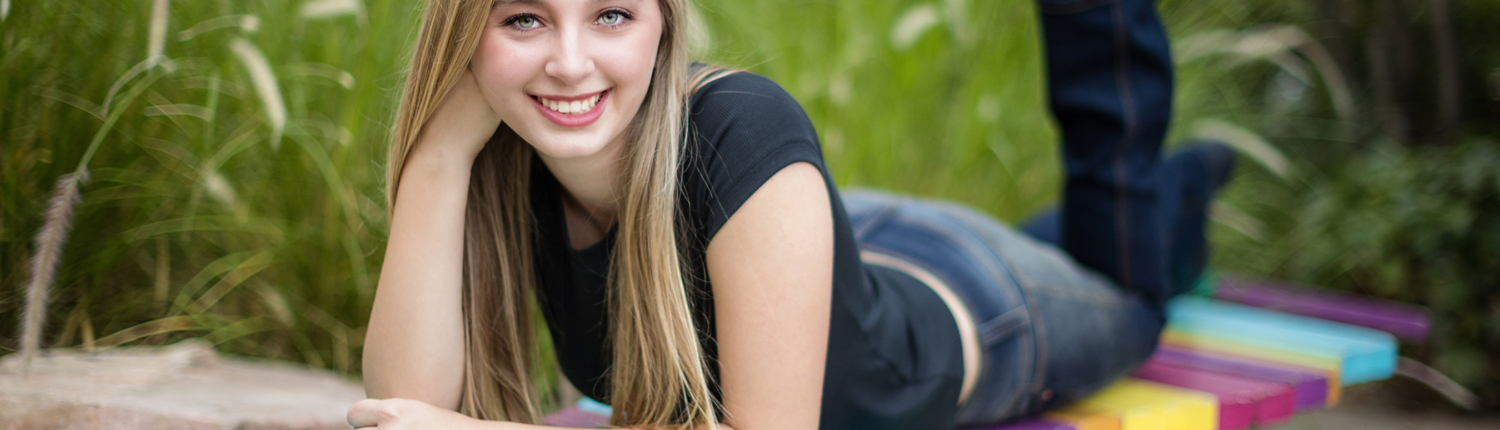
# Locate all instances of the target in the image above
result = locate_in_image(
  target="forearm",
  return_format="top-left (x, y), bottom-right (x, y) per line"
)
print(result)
top-left (362, 147), bottom-right (476, 409)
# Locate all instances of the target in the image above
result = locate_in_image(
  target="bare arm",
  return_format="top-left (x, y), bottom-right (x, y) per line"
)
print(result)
top-left (706, 162), bottom-right (833, 430)
top-left (362, 71), bottom-right (499, 410)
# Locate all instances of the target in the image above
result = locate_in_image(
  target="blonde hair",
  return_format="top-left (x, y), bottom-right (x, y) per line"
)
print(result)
top-left (385, 0), bottom-right (731, 428)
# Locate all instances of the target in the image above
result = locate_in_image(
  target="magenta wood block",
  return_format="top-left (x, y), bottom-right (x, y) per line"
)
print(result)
top-left (1214, 277), bottom-right (1431, 342)
top-left (961, 417), bottom-right (1076, 430)
top-left (1134, 361), bottom-right (1287, 430)
top-left (542, 406), bottom-right (610, 429)
top-left (1153, 346), bottom-right (1329, 411)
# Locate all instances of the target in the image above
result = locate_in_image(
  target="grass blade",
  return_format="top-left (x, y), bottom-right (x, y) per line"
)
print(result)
top-left (94, 316), bottom-right (198, 348)
top-left (300, 0), bottom-right (364, 20)
top-left (891, 4), bottom-right (942, 51)
top-left (147, 0), bottom-right (170, 66)
top-left (179, 15), bottom-right (260, 41)
top-left (1192, 118), bottom-right (1292, 179)
top-left (19, 171), bottom-right (89, 376)
top-left (230, 38), bottom-right (286, 150)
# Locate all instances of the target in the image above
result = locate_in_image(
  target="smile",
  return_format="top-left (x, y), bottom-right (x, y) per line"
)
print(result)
top-left (530, 89), bottom-right (609, 127)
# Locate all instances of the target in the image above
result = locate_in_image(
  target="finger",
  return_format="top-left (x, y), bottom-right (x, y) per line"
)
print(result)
top-left (347, 398), bottom-right (388, 428)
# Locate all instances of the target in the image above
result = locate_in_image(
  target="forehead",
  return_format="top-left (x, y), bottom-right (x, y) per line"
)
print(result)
top-left (495, 0), bottom-right (625, 6)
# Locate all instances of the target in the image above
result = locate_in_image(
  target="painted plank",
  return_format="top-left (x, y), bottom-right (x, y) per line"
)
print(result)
top-left (1166, 296), bottom-right (1397, 384)
top-left (1152, 347), bottom-right (1332, 411)
top-left (1044, 403), bottom-right (1123, 430)
top-left (1159, 330), bottom-right (1343, 405)
top-left (1079, 379), bottom-right (1217, 430)
top-left (542, 406), bottom-right (609, 428)
top-left (1134, 360), bottom-right (1297, 429)
top-left (1108, 380), bottom-right (1218, 430)
top-left (1214, 277), bottom-right (1431, 342)
top-left (1076, 381), bottom-right (1170, 430)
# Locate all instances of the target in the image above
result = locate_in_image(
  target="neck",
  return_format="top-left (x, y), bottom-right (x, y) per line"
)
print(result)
top-left (537, 137), bottom-right (626, 239)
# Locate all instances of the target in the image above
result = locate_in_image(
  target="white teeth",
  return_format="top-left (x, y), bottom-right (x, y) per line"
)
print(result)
top-left (539, 93), bottom-right (603, 115)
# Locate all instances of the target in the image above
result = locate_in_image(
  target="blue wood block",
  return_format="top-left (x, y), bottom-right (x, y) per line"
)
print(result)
top-left (1166, 297), bottom-right (1397, 384)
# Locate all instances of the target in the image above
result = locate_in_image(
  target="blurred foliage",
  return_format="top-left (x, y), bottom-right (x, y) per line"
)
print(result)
top-left (1212, 139), bottom-right (1500, 406)
top-left (0, 0), bottom-right (1497, 409)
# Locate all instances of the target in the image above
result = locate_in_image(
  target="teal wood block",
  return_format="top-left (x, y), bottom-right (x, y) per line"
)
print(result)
top-left (1165, 297), bottom-right (1397, 385)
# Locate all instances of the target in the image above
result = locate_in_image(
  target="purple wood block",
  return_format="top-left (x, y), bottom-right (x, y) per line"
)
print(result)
top-left (1214, 277), bottom-right (1431, 342)
top-left (542, 406), bottom-right (610, 429)
top-left (962, 417), bottom-right (1076, 430)
top-left (1134, 360), bottom-right (1296, 430)
top-left (1152, 347), bottom-right (1328, 411)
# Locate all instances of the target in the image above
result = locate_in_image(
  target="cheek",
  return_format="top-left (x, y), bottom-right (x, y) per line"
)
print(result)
top-left (471, 33), bottom-right (542, 114)
top-left (597, 27), bottom-right (663, 108)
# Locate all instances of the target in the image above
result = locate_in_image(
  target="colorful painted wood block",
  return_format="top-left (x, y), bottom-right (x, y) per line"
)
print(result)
top-left (1078, 379), bottom-right (1217, 430)
top-left (1166, 297), bottom-right (1398, 384)
top-left (1160, 329), bottom-right (1341, 376)
top-left (1043, 403), bottom-right (1122, 430)
top-left (1213, 277), bottom-right (1431, 342)
top-left (1152, 347), bottom-right (1332, 411)
top-left (1132, 360), bottom-right (1296, 429)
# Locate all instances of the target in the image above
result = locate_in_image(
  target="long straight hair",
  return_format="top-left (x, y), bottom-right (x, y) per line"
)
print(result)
top-left (385, 0), bottom-right (730, 427)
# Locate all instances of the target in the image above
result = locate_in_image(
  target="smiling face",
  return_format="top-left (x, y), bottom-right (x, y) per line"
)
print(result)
top-left (472, 0), bottom-right (664, 161)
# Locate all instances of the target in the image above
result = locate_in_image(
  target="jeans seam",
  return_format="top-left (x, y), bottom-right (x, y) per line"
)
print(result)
top-left (1109, 0), bottom-right (1139, 295)
top-left (987, 231), bottom-right (1049, 401)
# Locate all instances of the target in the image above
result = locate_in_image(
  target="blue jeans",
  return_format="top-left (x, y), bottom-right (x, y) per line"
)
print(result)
top-left (844, 0), bottom-right (1237, 425)
top-left (1029, 0), bottom-right (1204, 308)
top-left (843, 190), bottom-right (1164, 426)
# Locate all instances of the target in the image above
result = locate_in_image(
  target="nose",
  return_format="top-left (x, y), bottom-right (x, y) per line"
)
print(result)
top-left (544, 25), bottom-right (595, 87)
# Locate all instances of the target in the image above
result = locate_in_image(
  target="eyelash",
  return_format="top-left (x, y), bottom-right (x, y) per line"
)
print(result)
top-left (499, 8), bottom-right (636, 32)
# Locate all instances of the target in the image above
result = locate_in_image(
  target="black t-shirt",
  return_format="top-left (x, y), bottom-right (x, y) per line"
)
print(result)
top-left (530, 71), bottom-right (964, 430)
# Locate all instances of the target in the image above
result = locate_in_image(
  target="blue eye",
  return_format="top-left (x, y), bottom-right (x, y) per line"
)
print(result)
top-left (505, 14), bottom-right (542, 30)
top-left (597, 10), bottom-right (630, 26)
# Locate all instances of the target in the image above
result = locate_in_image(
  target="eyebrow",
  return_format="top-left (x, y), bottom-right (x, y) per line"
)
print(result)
top-left (494, 0), bottom-right (616, 5)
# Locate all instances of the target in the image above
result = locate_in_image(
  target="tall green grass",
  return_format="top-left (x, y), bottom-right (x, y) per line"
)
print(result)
top-left (3, 0), bottom-right (1419, 388)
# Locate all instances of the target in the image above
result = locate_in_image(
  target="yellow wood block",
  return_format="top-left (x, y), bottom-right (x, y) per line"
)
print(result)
top-left (1161, 329), bottom-right (1343, 405)
top-left (1109, 379), bottom-right (1218, 430)
top-left (1078, 381), bottom-right (1170, 430)
top-left (1045, 402), bottom-right (1122, 430)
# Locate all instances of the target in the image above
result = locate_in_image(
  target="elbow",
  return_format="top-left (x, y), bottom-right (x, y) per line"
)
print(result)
top-left (361, 353), bottom-right (464, 411)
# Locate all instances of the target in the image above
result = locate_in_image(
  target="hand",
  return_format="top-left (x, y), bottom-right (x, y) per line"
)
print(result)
top-left (346, 398), bottom-right (482, 430)
top-left (414, 67), bottom-right (502, 164)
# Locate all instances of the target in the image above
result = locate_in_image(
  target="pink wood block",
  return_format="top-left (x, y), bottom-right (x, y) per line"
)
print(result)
top-left (1133, 361), bottom-right (1297, 429)
top-left (1153, 346), bottom-right (1328, 412)
top-left (542, 406), bottom-right (609, 429)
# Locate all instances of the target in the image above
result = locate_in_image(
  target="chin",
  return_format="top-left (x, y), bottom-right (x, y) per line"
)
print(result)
top-left (526, 132), bottom-right (617, 159)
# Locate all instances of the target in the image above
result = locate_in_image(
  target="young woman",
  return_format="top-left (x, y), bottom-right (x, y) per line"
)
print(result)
top-left (348, 0), bottom-right (1235, 429)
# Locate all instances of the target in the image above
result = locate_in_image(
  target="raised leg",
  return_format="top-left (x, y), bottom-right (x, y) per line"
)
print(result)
top-left (1036, 0), bottom-right (1178, 308)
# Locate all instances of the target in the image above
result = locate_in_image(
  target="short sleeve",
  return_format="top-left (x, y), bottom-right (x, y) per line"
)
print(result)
top-left (684, 72), bottom-right (826, 240)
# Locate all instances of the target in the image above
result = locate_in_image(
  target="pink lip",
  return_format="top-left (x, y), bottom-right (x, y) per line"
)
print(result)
top-left (531, 90), bottom-right (609, 128)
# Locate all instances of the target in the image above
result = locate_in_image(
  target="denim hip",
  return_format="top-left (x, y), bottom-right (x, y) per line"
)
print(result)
top-left (841, 190), bottom-right (1164, 426)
